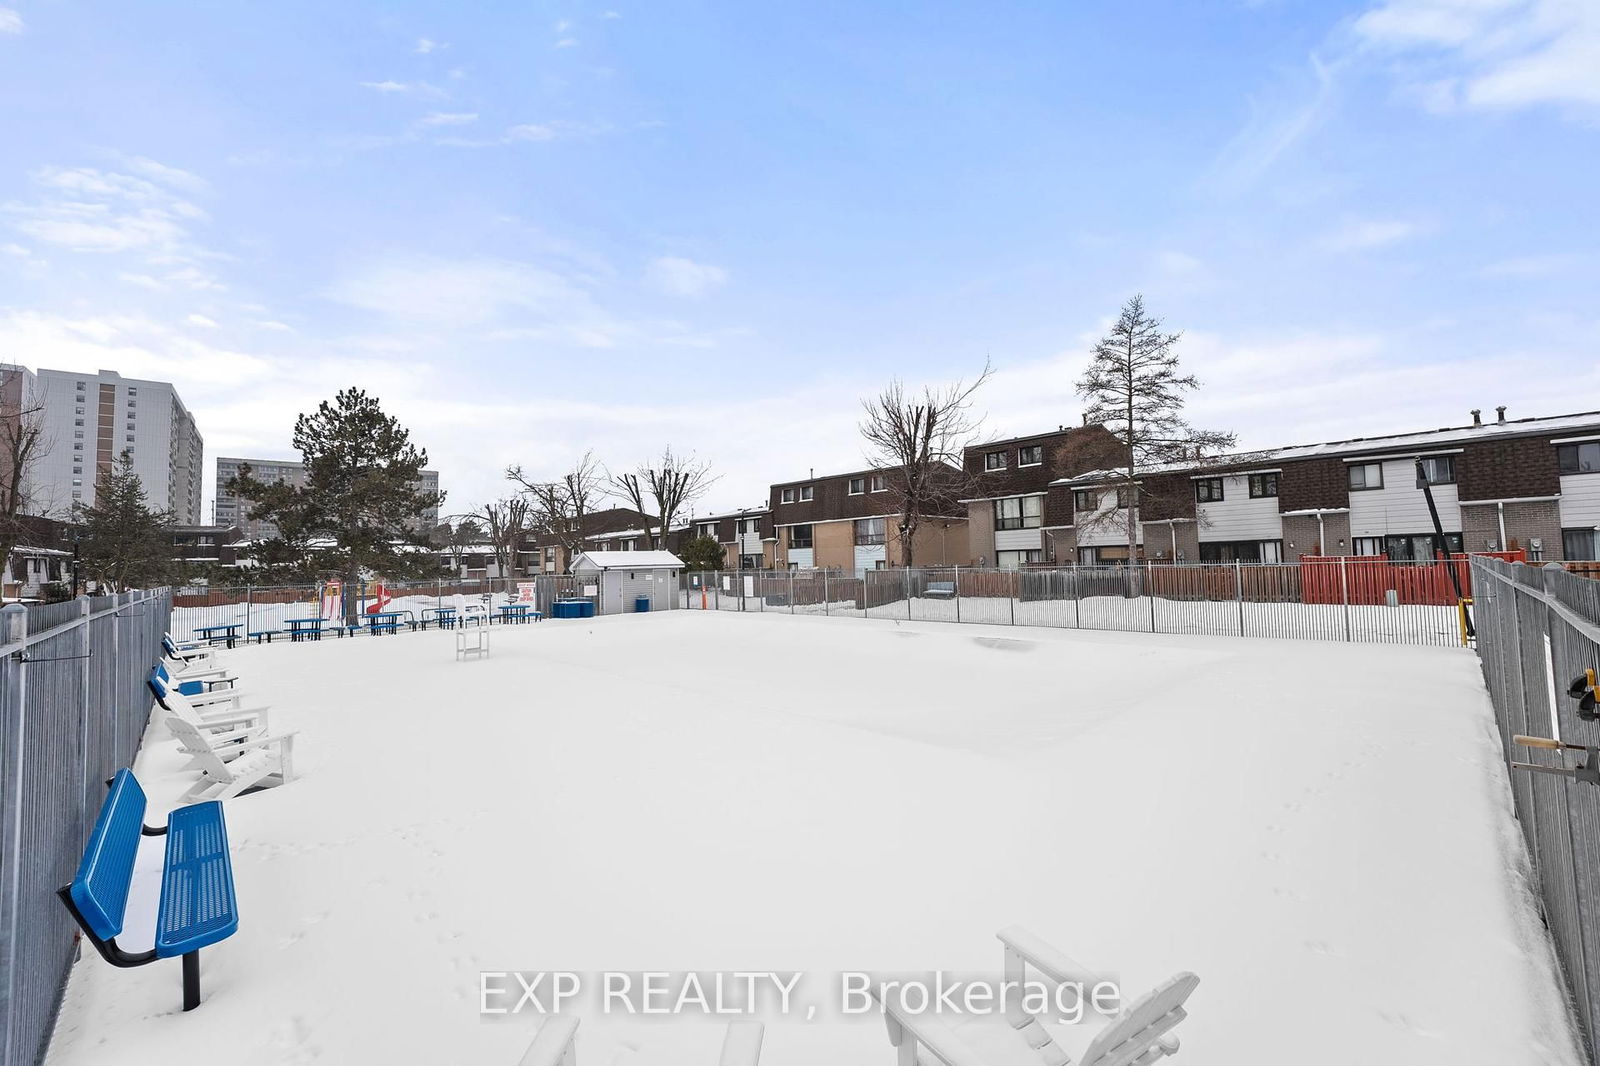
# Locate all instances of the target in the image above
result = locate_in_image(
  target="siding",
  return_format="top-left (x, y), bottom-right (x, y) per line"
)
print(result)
top-left (1560, 474), bottom-right (1600, 526)
top-left (1196, 475), bottom-right (1282, 541)
top-left (995, 528), bottom-right (1044, 551)
top-left (788, 548), bottom-right (814, 568)
top-left (1348, 458), bottom-right (1462, 538)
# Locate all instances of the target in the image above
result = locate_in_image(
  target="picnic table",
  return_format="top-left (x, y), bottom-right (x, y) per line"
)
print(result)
top-left (194, 623), bottom-right (240, 649)
top-left (496, 603), bottom-right (539, 624)
top-left (423, 606), bottom-right (458, 630)
top-left (285, 617), bottom-right (325, 642)
top-left (366, 610), bottom-right (409, 635)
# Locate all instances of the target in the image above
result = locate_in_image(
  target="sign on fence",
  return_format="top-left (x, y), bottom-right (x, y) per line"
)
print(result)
top-left (517, 581), bottom-right (536, 603)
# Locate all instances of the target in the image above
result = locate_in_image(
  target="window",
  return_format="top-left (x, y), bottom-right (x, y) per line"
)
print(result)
top-left (696, 522), bottom-right (717, 538)
top-left (1116, 487), bottom-right (1133, 508)
top-left (984, 450), bottom-right (1007, 472)
top-left (1199, 540), bottom-right (1283, 564)
top-left (789, 524), bottom-right (813, 549)
top-left (1018, 445), bottom-right (1042, 466)
top-left (996, 549), bottom-right (1043, 569)
top-left (74, 418), bottom-right (83, 427)
top-left (994, 495), bottom-right (1042, 530)
top-left (848, 477), bottom-right (865, 495)
top-left (1348, 463), bottom-right (1384, 491)
top-left (1249, 473), bottom-right (1279, 498)
top-left (869, 474), bottom-right (886, 492)
top-left (73, 443), bottom-right (82, 451)
top-left (1418, 456), bottom-right (1456, 485)
top-left (1072, 490), bottom-right (1098, 512)
top-left (1564, 529), bottom-right (1599, 560)
top-left (1559, 442), bottom-right (1600, 475)
top-left (738, 517), bottom-right (761, 535)
top-left (1194, 478), bottom-right (1225, 503)
top-left (854, 517), bottom-right (886, 545)
top-left (1383, 533), bottom-right (1463, 561)
top-left (799, 486), bottom-right (814, 502)
top-left (781, 488), bottom-right (796, 504)
top-left (73, 431), bottom-right (83, 439)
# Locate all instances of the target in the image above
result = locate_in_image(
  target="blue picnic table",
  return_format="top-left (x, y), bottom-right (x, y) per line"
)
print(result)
top-left (423, 606), bottom-right (458, 629)
top-left (285, 617), bottom-right (325, 642)
top-left (496, 603), bottom-right (539, 624)
top-left (366, 610), bottom-right (408, 635)
top-left (194, 623), bottom-right (240, 649)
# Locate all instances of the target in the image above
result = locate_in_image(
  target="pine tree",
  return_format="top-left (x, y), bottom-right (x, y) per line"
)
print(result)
top-left (679, 535), bottom-right (726, 571)
top-left (1077, 295), bottom-right (1235, 566)
top-left (78, 451), bottom-right (177, 592)
top-left (229, 388), bottom-right (445, 622)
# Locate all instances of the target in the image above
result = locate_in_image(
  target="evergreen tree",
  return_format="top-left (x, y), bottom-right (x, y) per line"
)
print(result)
top-left (229, 388), bottom-right (445, 622)
top-left (78, 451), bottom-right (177, 592)
top-left (679, 535), bottom-right (726, 571)
top-left (1077, 295), bottom-right (1235, 566)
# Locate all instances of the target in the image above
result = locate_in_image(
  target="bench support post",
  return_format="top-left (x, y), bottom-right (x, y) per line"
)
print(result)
top-left (182, 952), bottom-right (200, 1011)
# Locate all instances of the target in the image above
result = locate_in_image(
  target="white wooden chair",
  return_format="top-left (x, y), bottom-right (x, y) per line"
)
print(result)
top-left (873, 927), bottom-right (1197, 1066)
top-left (166, 716), bottom-right (297, 803)
top-left (150, 673), bottom-right (272, 733)
top-left (517, 1018), bottom-right (763, 1065)
top-left (163, 633), bottom-right (217, 669)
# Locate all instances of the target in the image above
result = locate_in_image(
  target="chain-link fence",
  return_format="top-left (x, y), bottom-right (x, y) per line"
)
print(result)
top-left (682, 559), bottom-right (1479, 645)
top-left (1473, 556), bottom-right (1600, 1061)
top-left (0, 589), bottom-right (173, 1066)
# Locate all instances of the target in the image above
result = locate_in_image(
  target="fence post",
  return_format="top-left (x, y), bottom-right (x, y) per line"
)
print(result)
top-left (78, 596), bottom-right (93, 841)
top-left (0, 602), bottom-right (28, 1065)
top-left (906, 567), bottom-right (913, 620)
top-left (1073, 564), bottom-right (1082, 629)
top-left (954, 567), bottom-right (961, 624)
top-left (823, 570), bottom-right (830, 616)
top-left (1234, 560), bottom-right (1245, 636)
top-left (789, 570), bottom-right (795, 614)
top-left (1009, 570), bottom-right (1016, 626)
top-left (1339, 557), bottom-right (1351, 642)
top-left (1148, 561), bottom-right (1157, 633)
top-left (245, 584), bottom-right (253, 639)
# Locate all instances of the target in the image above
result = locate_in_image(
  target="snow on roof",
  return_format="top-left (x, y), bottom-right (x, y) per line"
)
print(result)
top-left (570, 550), bottom-right (684, 570)
top-left (1051, 411), bottom-right (1600, 486)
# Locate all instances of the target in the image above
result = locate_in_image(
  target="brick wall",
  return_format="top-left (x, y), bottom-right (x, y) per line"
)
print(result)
top-left (1281, 512), bottom-right (1351, 559)
top-left (1279, 458), bottom-right (1349, 512)
top-left (1462, 499), bottom-right (1563, 560)
top-left (1459, 437), bottom-right (1561, 500)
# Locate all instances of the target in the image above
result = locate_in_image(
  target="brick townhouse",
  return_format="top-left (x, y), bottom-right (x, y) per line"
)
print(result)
top-left (522, 506), bottom-right (664, 574)
top-left (769, 466), bottom-right (968, 571)
top-left (1047, 408), bottom-right (1600, 565)
top-left (961, 424), bottom-right (1124, 568)
top-left (688, 506), bottom-right (774, 570)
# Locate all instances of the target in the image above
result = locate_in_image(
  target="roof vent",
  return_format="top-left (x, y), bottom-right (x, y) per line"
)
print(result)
top-left (1496, 405), bottom-right (1507, 423)
top-left (1471, 409), bottom-right (1482, 426)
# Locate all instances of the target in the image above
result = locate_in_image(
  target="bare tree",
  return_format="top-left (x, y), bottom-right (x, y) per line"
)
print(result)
top-left (509, 451), bottom-right (605, 568)
top-left (0, 368), bottom-right (52, 576)
top-left (474, 497), bottom-right (530, 579)
top-left (1076, 295), bottom-right (1236, 564)
top-left (609, 448), bottom-right (718, 552)
top-left (859, 361), bottom-right (992, 567)
top-left (436, 515), bottom-right (485, 575)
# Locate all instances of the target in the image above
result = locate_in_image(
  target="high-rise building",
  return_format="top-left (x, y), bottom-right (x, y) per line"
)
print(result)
top-left (4, 366), bottom-right (204, 523)
top-left (215, 457), bottom-right (441, 539)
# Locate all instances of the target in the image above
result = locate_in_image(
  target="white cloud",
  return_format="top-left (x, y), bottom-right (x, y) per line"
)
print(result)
top-left (1355, 0), bottom-right (1600, 113)
top-left (555, 38), bottom-right (578, 49)
top-left (2, 242), bottom-right (29, 257)
top-left (326, 255), bottom-right (611, 333)
top-left (186, 313), bottom-right (219, 328)
top-left (1206, 54), bottom-right (1338, 191)
top-left (1319, 217), bottom-right (1423, 251)
top-left (505, 123), bottom-right (556, 142)
top-left (6, 164), bottom-right (209, 256)
top-left (1155, 250), bottom-right (1203, 275)
top-left (646, 256), bottom-right (728, 299)
top-left (253, 320), bottom-right (295, 332)
top-left (122, 156), bottom-right (209, 195)
top-left (360, 80), bottom-right (448, 98)
top-left (360, 80), bottom-right (409, 93)
top-left (415, 37), bottom-right (445, 54)
top-left (419, 111), bottom-right (478, 127)
top-left (0, 8), bottom-right (21, 34)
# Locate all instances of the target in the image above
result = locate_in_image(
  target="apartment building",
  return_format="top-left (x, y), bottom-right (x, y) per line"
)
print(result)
top-left (215, 457), bottom-right (441, 539)
top-left (769, 466), bottom-right (968, 572)
top-left (961, 424), bottom-right (1123, 568)
top-left (1046, 408), bottom-right (1600, 564)
top-left (171, 525), bottom-right (248, 569)
top-left (688, 506), bottom-right (774, 569)
top-left (5, 366), bottom-right (204, 523)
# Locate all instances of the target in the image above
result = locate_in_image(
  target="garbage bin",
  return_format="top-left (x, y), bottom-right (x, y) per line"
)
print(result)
top-left (634, 596), bottom-right (650, 613)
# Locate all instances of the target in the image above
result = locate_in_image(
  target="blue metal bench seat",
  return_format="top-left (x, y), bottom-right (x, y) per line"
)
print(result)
top-left (57, 769), bottom-right (238, 1011)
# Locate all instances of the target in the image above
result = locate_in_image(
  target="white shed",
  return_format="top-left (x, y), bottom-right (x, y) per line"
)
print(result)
top-left (568, 551), bottom-right (683, 614)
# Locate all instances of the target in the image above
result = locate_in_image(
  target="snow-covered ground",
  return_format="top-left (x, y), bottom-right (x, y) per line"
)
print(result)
top-left (46, 612), bottom-right (1578, 1065)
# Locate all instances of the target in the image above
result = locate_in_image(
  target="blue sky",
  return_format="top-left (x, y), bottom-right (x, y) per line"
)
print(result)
top-left (0, 0), bottom-right (1596, 519)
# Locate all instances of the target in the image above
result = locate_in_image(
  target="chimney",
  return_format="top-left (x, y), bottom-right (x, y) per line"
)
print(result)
top-left (808, 467), bottom-right (814, 479)
top-left (1496, 406), bottom-right (1507, 423)
top-left (1470, 409), bottom-right (1482, 426)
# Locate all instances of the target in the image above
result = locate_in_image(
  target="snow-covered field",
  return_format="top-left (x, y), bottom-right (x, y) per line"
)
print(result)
top-left (47, 612), bottom-right (1577, 1065)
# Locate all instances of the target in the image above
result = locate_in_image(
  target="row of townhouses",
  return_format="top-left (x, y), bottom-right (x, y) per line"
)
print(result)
top-left (509, 407), bottom-right (1596, 575)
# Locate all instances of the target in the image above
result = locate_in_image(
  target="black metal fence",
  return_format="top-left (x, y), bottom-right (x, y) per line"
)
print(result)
top-left (0, 590), bottom-right (172, 1066)
top-left (681, 560), bottom-right (1477, 646)
top-left (1472, 556), bottom-right (1600, 1061)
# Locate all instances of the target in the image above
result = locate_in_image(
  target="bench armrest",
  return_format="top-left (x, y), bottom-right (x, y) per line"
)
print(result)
top-left (519, 1015), bottom-right (580, 1066)
top-left (997, 925), bottom-right (1099, 987)
top-left (194, 709), bottom-right (268, 731)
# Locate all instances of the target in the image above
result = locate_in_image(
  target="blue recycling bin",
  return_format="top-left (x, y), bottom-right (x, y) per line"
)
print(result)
top-left (634, 596), bottom-right (650, 613)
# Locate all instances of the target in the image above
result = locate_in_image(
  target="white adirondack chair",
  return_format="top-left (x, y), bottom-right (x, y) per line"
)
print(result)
top-left (167, 716), bottom-right (297, 803)
top-left (151, 673), bottom-right (272, 733)
top-left (163, 633), bottom-right (217, 669)
top-left (517, 1018), bottom-right (763, 1065)
top-left (872, 927), bottom-right (1197, 1066)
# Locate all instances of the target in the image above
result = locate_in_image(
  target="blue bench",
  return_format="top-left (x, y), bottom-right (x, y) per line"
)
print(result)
top-left (248, 629), bottom-right (284, 644)
top-left (57, 769), bottom-right (238, 1011)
